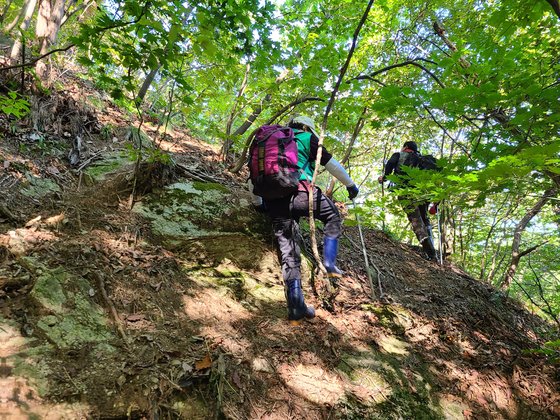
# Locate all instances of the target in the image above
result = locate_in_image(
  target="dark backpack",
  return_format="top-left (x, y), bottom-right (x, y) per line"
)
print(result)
top-left (397, 151), bottom-right (439, 173)
top-left (248, 125), bottom-right (301, 200)
top-left (418, 154), bottom-right (439, 171)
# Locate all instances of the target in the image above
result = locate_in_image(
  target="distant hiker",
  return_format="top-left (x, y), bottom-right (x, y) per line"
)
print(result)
top-left (378, 141), bottom-right (437, 260)
top-left (248, 115), bottom-right (359, 324)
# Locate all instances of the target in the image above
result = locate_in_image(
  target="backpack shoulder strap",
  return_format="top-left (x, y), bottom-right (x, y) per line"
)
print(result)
top-left (397, 151), bottom-right (410, 170)
top-left (397, 152), bottom-right (408, 166)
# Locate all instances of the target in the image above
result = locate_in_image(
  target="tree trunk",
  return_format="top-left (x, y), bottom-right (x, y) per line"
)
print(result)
top-left (135, 6), bottom-right (193, 106)
top-left (8, 0), bottom-right (38, 63)
top-left (222, 62), bottom-right (251, 159)
top-left (228, 67), bottom-right (291, 141)
top-left (545, 0), bottom-right (560, 19)
top-left (500, 187), bottom-right (558, 289)
top-left (35, 0), bottom-right (67, 81)
top-left (137, 65), bottom-right (162, 103)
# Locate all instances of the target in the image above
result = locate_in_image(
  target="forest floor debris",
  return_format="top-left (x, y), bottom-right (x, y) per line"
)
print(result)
top-left (0, 83), bottom-right (558, 419)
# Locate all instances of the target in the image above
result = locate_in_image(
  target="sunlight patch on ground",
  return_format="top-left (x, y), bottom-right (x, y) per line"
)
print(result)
top-left (182, 288), bottom-right (255, 354)
top-left (0, 228), bottom-right (57, 256)
top-left (201, 325), bottom-right (254, 355)
top-left (245, 278), bottom-right (284, 306)
top-left (338, 352), bottom-right (394, 404)
top-left (253, 250), bottom-right (283, 283)
top-left (0, 320), bottom-right (28, 358)
top-left (377, 334), bottom-right (410, 355)
top-left (345, 368), bottom-right (391, 404)
top-left (405, 321), bottom-right (436, 342)
top-left (438, 394), bottom-right (469, 419)
top-left (428, 359), bottom-right (517, 415)
top-left (102, 235), bottom-right (138, 252)
top-left (278, 363), bottom-right (345, 405)
top-left (183, 289), bottom-right (251, 354)
top-left (182, 289), bottom-right (252, 323)
top-left (0, 319), bottom-right (90, 418)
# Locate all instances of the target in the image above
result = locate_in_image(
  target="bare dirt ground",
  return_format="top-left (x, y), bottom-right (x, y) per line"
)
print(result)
top-left (0, 78), bottom-right (559, 419)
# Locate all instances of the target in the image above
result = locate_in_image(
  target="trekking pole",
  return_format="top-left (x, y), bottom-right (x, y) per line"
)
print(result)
top-left (353, 199), bottom-right (376, 300)
top-left (437, 206), bottom-right (443, 265)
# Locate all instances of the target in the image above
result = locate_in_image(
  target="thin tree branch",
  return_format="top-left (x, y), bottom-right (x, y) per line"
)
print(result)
top-left (1, 2), bottom-right (150, 72)
top-left (501, 187), bottom-right (558, 289)
top-left (351, 59), bottom-right (445, 89)
top-left (2, 43), bottom-right (75, 71)
top-left (527, 257), bottom-right (560, 328)
top-left (518, 241), bottom-right (548, 258)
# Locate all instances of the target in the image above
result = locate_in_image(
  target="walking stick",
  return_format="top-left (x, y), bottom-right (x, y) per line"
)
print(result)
top-left (353, 199), bottom-right (376, 300)
top-left (437, 206), bottom-right (443, 265)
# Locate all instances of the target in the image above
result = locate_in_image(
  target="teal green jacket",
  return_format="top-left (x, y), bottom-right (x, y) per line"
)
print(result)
top-left (292, 129), bottom-right (333, 182)
top-left (294, 130), bottom-right (315, 181)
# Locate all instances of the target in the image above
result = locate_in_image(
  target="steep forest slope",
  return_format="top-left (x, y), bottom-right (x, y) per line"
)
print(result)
top-left (0, 83), bottom-right (559, 419)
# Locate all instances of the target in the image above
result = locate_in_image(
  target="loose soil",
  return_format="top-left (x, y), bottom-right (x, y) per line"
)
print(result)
top-left (0, 78), bottom-right (558, 419)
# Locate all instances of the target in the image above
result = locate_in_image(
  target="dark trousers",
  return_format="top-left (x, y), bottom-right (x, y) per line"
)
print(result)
top-left (265, 187), bottom-right (341, 282)
top-left (399, 196), bottom-right (431, 243)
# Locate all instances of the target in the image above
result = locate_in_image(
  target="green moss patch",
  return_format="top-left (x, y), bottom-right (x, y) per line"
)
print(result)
top-left (84, 151), bottom-right (133, 182)
top-left (337, 349), bottom-right (442, 419)
top-left (133, 182), bottom-right (259, 248)
top-left (361, 304), bottom-right (413, 335)
top-left (30, 267), bottom-right (114, 350)
top-left (20, 175), bottom-right (61, 198)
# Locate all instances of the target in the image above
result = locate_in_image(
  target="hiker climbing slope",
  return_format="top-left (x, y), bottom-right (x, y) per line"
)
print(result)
top-left (248, 115), bottom-right (359, 324)
top-left (378, 141), bottom-right (437, 260)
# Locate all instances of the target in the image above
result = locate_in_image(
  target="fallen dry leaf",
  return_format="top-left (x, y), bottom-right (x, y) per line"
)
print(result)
top-left (126, 314), bottom-right (145, 322)
top-left (195, 354), bottom-right (212, 371)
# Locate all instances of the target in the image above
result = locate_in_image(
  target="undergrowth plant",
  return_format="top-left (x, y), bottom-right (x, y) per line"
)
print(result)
top-left (0, 92), bottom-right (30, 118)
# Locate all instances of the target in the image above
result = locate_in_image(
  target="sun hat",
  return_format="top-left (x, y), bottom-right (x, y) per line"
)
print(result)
top-left (290, 115), bottom-right (320, 139)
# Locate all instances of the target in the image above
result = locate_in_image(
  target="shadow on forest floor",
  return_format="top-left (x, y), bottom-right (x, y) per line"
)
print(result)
top-left (0, 80), bottom-right (558, 419)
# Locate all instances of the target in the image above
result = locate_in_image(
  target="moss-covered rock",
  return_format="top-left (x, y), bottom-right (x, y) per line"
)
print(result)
top-left (84, 151), bottom-right (134, 183)
top-left (133, 181), bottom-right (260, 248)
top-left (20, 174), bottom-right (61, 198)
top-left (127, 126), bottom-right (153, 149)
top-left (29, 266), bottom-right (114, 350)
top-left (30, 269), bottom-right (67, 312)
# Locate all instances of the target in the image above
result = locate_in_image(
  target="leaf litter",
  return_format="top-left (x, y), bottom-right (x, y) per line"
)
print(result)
top-left (0, 81), bottom-right (558, 419)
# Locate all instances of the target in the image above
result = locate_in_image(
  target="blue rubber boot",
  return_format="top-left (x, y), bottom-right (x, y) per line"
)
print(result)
top-left (285, 278), bottom-right (315, 324)
top-left (323, 237), bottom-right (343, 278)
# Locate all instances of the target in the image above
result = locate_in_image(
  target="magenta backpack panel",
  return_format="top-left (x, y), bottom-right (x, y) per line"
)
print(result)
top-left (248, 125), bottom-right (301, 199)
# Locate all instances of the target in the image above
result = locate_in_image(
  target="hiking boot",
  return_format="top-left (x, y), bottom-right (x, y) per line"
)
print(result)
top-left (285, 278), bottom-right (315, 325)
top-left (421, 237), bottom-right (437, 261)
top-left (323, 237), bottom-right (343, 278)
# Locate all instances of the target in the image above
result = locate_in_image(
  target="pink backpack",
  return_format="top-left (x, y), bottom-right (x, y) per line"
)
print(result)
top-left (248, 125), bottom-right (301, 200)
